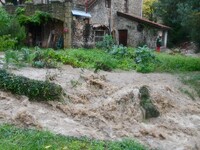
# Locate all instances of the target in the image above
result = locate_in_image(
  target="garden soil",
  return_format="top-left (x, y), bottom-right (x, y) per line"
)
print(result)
top-left (0, 66), bottom-right (200, 150)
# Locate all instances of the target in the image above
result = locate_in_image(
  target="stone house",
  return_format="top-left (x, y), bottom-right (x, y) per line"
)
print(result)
top-left (72, 0), bottom-right (170, 48)
top-left (4, 0), bottom-right (170, 48)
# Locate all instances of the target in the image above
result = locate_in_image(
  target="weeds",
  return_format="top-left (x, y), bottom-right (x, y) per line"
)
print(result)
top-left (0, 124), bottom-right (147, 150)
top-left (2, 46), bottom-right (200, 73)
top-left (156, 53), bottom-right (200, 72)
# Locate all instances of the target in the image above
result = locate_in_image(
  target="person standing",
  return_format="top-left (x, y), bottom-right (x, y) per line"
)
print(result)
top-left (156, 35), bottom-right (162, 52)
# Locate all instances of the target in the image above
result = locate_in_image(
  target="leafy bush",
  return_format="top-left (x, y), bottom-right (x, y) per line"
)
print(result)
top-left (0, 7), bottom-right (26, 47)
top-left (50, 49), bottom-right (120, 71)
top-left (4, 48), bottom-right (59, 68)
top-left (109, 45), bottom-right (128, 56)
top-left (0, 69), bottom-right (63, 101)
top-left (96, 34), bottom-right (115, 51)
top-left (134, 46), bottom-right (157, 73)
top-left (0, 35), bottom-right (17, 51)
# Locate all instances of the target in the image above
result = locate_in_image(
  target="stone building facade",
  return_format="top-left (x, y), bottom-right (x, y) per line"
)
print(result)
top-left (5, 0), bottom-right (72, 48)
top-left (4, 0), bottom-right (170, 48)
top-left (72, 0), bottom-right (170, 48)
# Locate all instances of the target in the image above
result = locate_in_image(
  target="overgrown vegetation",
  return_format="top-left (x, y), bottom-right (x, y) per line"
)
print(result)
top-left (0, 35), bottom-right (17, 51)
top-left (154, 0), bottom-right (200, 51)
top-left (96, 34), bottom-right (115, 51)
top-left (134, 46), bottom-right (157, 73)
top-left (0, 124), bottom-right (146, 150)
top-left (0, 7), bottom-right (26, 50)
top-left (155, 53), bottom-right (200, 72)
top-left (4, 47), bottom-right (59, 68)
top-left (3, 46), bottom-right (200, 73)
top-left (16, 7), bottom-right (51, 25)
top-left (0, 69), bottom-right (63, 101)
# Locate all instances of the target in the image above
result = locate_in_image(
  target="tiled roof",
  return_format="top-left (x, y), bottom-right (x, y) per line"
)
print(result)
top-left (117, 11), bottom-right (171, 30)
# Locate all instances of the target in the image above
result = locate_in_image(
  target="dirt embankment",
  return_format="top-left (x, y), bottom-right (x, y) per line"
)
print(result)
top-left (0, 66), bottom-right (200, 150)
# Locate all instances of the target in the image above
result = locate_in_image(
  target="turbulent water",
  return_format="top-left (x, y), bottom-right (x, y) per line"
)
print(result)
top-left (0, 66), bottom-right (200, 150)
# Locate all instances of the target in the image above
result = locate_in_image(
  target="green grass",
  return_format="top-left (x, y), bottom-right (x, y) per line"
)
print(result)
top-left (179, 72), bottom-right (200, 98)
top-left (0, 124), bottom-right (147, 150)
top-left (156, 53), bottom-right (200, 72)
top-left (3, 47), bottom-right (200, 73)
top-left (51, 48), bottom-right (135, 71)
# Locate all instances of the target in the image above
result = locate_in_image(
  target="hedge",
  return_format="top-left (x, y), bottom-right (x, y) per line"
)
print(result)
top-left (0, 69), bottom-right (63, 101)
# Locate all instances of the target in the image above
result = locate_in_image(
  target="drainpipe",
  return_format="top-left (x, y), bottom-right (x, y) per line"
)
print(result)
top-left (85, 0), bottom-right (88, 13)
top-left (109, 2), bottom-right (112, 34)
top-left (141, 0), bottom-right (143, 17)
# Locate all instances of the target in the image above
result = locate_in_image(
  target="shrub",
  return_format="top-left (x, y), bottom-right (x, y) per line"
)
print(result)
top-left (96, 34), bottom-right (115, 51)
top-left (134, 46), bottom-right (157, 73)
top-left (109, 44), bottom-right (128, 56)
top-left (4, 48), bottom-right (59, 68)
top-left (0, 69), bottom-right (63, 101)
top-left (0, 7), bottom-right (26, 47)
top-left (0, 35), bottom-right (17, 51)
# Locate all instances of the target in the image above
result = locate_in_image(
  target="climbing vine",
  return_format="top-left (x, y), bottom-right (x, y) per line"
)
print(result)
top-left (15, 7), bottom-right (51, 25)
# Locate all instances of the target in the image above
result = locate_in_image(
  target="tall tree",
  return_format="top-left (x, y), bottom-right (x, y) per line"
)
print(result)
top-left (142, 0), bottom-right (157, 21)
top-left (154, 0), bottom-right (200, 51)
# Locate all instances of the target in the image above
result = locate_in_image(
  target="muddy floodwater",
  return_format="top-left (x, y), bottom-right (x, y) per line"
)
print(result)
top-left (0, 66), bottom-right (200, 150)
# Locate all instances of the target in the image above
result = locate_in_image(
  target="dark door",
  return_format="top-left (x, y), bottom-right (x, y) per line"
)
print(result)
top-left (118, 30), bottom-right (128, 46)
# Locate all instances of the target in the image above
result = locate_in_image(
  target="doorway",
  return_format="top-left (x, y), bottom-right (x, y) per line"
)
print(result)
top-left (118, 30), bottom-right (128, 46)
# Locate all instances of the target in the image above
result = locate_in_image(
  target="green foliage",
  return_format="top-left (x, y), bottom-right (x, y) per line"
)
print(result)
top-left (156, 53), bottom-right (200, 72)
top-left (0, 7), bottom-right (26, 47)
top-left (109, 45), bottom-right (128, 56)
top-left (96, 34), bottom-right (115, 51)
top-left (16, 8), bottom-right (51, 25)
top-left (0, 7), bottom-right (10, 27)
top-left (190, 12), bottom-right (200, 52)
top-left (0, 124), bottom-right (146, 150)
top-left (0, 69), bottom-right (63, 101)
top-left (4, 48), bottom-right (59, 68)
top-left (142, 0), bottom-right (157, 21)
top-left (0, 35), bottom-right (17, 51)
top-left (154, 0), bottom-right (200, 48)
top-left (94, 56), bottom-right (116, 72)
top-left (134, 46), bottom-right (157, 73)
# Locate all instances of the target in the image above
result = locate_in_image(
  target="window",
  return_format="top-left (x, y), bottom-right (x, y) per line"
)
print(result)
top-left (105, 0), bottom-right (111, 8)
top-left (94, 30), bottom-right (105, 42)
top-left (124, 0), bottom-right (128, 13)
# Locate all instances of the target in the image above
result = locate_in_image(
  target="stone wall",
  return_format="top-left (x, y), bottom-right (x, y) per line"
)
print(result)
top-left (115, 16), bottom-right (162, 48)
top-left (5, 1), bottom-right (72, 48)
top-left (72, 17), bottom-right (94, 48)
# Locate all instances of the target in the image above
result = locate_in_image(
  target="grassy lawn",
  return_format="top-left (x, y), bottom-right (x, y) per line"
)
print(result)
top-left (0, 124), bottom-right (146, 150)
